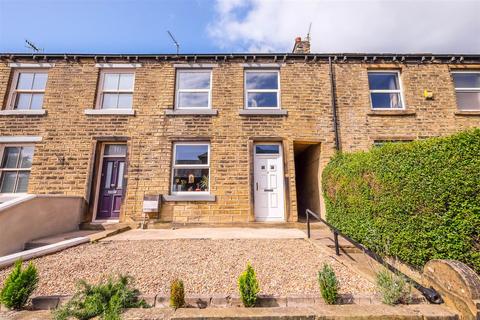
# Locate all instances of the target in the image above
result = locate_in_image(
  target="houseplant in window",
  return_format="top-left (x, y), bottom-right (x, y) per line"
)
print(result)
top-left (200, 175), bottom-right (209, 191)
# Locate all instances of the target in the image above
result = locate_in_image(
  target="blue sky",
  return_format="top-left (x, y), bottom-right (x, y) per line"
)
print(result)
top-left (1, 0), bottom-right (479, 54)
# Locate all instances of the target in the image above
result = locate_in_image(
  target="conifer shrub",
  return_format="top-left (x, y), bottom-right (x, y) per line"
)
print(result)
top-left (0, 260), bottom-right (39, 310)
top-left (53, 275), bottom-right (148, 320)
top-left (317, 264), bottom-right (339, 304)
top-left (376, 269), bottom-right (412, 305)
top-left (322, 129), bottom-right (480, 272)
top-left (238, 262), bottom-right (260, 307)
top-left (169, 279), bottom-right (185, 309)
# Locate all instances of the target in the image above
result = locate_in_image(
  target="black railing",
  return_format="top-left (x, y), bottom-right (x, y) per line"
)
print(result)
top-left (305, 209), bottom-right (443, 304)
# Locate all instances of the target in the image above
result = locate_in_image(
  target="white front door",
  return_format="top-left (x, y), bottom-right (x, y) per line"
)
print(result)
top-left (254, 143), bottom-right (285, 221)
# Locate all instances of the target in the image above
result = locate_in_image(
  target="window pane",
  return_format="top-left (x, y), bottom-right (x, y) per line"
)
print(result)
top-left (178, 71), bottom-right (211, 90)
top-left (175, 145), bottom-right (208, 165)
top-left (104, 145), bottom-right (127, 156)
top-left (256, 145), bottom-right (280, 154)
top-left (117, 93), bottom-right (133, 108)
top-left (118, 73), bottom-right (134, 90)
top-left (178, 92), bottom-right (209, 108)
top-left (19, 147), bottom-right (34, 168)
top-left (172, 168), bottom-right (209, 192)
top-left (103, 73), bottom-right (120, 90)
top-left (16, 172), bottom-right (29, 193)
top-left (453, 73), bottom-right (480, 88)
top-left (2, 147), bottom-right (20, 168)
top-left (30, 94), bottom-right (44, 109)
top-left (368, 73), bottom-right (400, 90)
top-left (247, 92), bottom-right (278, 108)
top-left (17, 73), bottom-right (34, 90)
top-left (32, 73), bottom-right (48, 90)
top-left (102, 93), bottom-right (119, 109)
top-left (456, 92), bottom-right (480, 110)
top-left (246, 72), bottom-right (278, 90)
top-left (0, 172), bottom-right (17, 193)
top-left (371, 93), bottom-right (403, 109)
top-left (15, 93), bottom-right (32, 109)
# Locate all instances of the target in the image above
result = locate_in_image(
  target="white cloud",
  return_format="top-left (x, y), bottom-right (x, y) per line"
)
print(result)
top-left (207, 0), bottom-right (480, 53)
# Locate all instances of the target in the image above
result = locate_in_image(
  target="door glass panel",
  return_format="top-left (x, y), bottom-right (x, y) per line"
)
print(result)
top-left (0, 172), bottom-right (17, 193)
top-left (117, 162), bottom-right (125, 189)
top-left (104, 162), bottom-right (113, 188)
top-left (255, 145), bottom-right (280, 154)
top-left (104, 145), bottom-right (127, 156)
top-left (2, 147), bottom-right (20, 168)
top-left (16, 172), bottom-right (29, 192)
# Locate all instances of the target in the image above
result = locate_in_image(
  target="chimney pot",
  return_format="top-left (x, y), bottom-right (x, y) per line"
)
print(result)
top-left (295, 37), bottom-right (302, 43)
top-left (292, 36), bottom-right (310, 54)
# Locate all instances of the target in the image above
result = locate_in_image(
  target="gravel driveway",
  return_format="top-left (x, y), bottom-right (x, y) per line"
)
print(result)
top-left (0, 239), bottom-right (375, 296)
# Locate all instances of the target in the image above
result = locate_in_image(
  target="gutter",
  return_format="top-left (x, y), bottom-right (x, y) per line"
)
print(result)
top-left (329, 56), bottom-right (340, 151)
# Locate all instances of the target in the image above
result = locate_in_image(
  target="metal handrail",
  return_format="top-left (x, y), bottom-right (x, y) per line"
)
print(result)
top-left (305, 208), bottom-right (442, 304)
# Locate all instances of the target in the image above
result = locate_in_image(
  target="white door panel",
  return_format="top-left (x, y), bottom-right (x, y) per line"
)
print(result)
top-left (254, 144), bottom-right (285, 221)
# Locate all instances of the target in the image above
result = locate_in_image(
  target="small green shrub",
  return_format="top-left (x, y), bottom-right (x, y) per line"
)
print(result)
top-left (317, 264), bottom-right (339, 304)
top-left (376, 269), bottom-right (412, 305)
top-left (0, 260), bottom-right (39, 310)
top-left (169, 279), bottom-right (185, 309)
top-left (53, 275), bottom-right (148, 320)
top-left (238, 262), bottom-right (260, 307)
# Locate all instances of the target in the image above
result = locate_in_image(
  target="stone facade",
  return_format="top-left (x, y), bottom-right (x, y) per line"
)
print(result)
top-left (0, 55), bottom-right (479, 224)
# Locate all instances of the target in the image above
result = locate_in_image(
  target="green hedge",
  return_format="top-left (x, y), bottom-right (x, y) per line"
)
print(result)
top-left (322, 129), bottom-right (480, 273)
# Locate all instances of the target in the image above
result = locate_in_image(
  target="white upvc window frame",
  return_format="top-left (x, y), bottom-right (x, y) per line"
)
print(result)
top-left (6, 69), bottom-right (49, 110)
top-left (0, 144), bottom-right (34, 195)
top-left (451, 70), bottom-right (480, 111)
top-left (95, 69), bottom-right (135, 110)
top-left (171, 142), bottom-right (211, 195)
top-left (367, 70), bottom-right (405, 110)
top-left (244, 69), bottom-right (281, 110)
top-left (175, 69), bottom-right (213, 110)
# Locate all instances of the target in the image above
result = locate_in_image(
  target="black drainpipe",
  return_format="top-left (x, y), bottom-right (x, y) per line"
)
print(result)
top-left (328, 56), bottom-right (340, 151)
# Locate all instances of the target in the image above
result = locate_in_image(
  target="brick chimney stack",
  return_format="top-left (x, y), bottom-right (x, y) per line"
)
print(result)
top-left (292, 36), bottom-right (310, 54)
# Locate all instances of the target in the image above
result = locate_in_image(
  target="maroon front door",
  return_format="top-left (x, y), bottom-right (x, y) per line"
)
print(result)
top-left (96, 157), bottom-right (125, 219)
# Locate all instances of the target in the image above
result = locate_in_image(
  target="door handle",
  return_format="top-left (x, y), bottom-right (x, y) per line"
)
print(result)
top-left (264, 189), bottom-right (273, 192)
top-left (256, 182), bottom-right (258, 191)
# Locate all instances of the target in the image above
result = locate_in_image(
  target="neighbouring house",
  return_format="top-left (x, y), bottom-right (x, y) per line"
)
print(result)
top-left (0, 37), bottom-right (479, 226)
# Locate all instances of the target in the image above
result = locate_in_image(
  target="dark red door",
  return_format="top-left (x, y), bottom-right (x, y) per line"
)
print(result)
top-left (96, 157), bottom-right (125, 219)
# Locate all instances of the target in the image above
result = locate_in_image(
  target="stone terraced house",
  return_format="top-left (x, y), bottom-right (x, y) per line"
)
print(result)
top-left (0, 38), bottom-right (479, 226)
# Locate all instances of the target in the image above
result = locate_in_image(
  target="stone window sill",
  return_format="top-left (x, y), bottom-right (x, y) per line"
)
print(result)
top-left (239, 109), bottom-right (288, 116)
top-left (84, 109), bottom-right (135, 116)
top-left (0, 109), bottom-right (46, 116)
top-left (162, 194), bottom-right (216, 202)
top-left (165, 109), bottom-right (218, 116)
top-left (367, 110), bottom-right (416, 116)
top-left (454, 111), bottom-right (480, 116)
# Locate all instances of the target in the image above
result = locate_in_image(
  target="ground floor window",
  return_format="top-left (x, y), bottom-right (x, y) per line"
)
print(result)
top-left (171, 142), bottom-right (210, 193)
top-left (0, 145), bottom-right (34, 193)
